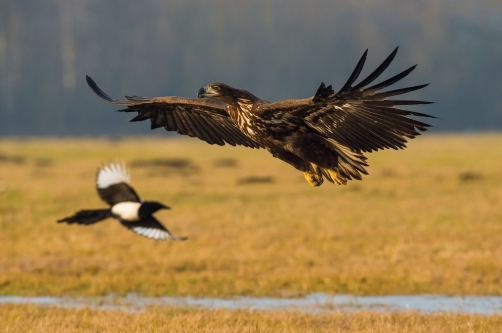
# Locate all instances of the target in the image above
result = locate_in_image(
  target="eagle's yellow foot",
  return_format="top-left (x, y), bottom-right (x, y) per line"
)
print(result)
top-left (327, 169), bottom-right (347, 185)
top-left (303, 171), bottom-right (323, 187)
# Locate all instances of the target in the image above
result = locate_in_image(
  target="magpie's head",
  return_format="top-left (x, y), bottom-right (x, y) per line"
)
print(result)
top-left (139, 201), bottom-right (170, 216)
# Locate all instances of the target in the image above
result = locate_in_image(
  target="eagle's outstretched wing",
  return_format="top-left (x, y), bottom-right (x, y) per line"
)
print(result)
top-left (262, 47), bottom-right (435, 153)
top-left (86, 76), bottom-right (262, 148)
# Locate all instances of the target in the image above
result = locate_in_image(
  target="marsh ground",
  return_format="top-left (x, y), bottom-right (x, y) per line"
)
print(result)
top-left (0, 134), bottom-right (502, 298)
top-left (3, 304), bottom-right (502, 333)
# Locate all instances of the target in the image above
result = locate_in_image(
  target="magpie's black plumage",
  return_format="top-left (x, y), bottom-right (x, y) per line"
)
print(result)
top-left (86, 48), bottom-right (434, 186)
top-left (58, 162), bottom-right (187, 241)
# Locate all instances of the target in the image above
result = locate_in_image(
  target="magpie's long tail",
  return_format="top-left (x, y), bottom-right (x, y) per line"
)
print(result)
top-left (57, 209), bottom-right (112, 225)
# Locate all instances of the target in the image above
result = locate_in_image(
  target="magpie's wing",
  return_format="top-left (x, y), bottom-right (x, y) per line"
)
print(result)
top-left (96, 162), bottom-right (141, 206)
top-left (86, 76), bottom-right (261, 148)
top-left (120, 215), bottom-right (187, 241)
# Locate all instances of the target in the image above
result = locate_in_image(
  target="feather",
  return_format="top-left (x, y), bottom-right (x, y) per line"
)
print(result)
top-left (352, 47), bottom-right (399, 90)
top-left (150, 111), bottom-right (165, 129)
top-left (164, 109), bottom-right (177, 131)
top-left (369, 84), bottom-right (429, 99)
top-left (177, 112), bottom-right (198, 138)
top-left (339, 49), bottom-right (368, 93)
top-left (171, 110), bottom-right (189, 135)
top-left (313, 82), bottom-right (334, 102)
top-left (365, 65), bottom-right (417, 92)
top-left (130, 112), bottom-right (151, 122)
top-left (86, 76), bottom-right (131, 105)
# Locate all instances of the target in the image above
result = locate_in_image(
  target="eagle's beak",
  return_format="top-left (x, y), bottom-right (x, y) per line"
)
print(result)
top-left (197, 87), bottom-right (207, 98)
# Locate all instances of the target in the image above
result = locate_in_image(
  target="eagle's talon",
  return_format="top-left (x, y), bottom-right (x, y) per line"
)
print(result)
top-left (304, 171), bottom-right (324, 187)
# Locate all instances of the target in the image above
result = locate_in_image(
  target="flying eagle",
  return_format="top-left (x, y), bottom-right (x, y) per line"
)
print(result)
top-left (86, 48), bottom-right (434, 186)
top-left (58, 162), bottom-right (187, 241)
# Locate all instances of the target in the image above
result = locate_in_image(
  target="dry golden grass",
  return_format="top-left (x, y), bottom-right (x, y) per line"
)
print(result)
top-left (1, 134), bottom-right (502, 297)
top-left (2, 304), bottom-right (502, 333)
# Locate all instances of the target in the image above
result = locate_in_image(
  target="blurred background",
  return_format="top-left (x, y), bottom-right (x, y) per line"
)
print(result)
top-left (0, 0), bottom-right (500, 136)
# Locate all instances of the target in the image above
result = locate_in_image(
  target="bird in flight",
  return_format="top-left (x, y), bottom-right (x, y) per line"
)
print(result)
top-left (86, 48), bottom-right (434, 186)
top-left (58, 162), bottom-right (187, 241)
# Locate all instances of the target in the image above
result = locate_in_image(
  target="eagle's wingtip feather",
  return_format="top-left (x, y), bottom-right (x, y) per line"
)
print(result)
top-left (339, 49), bottom-right (369, 92)
top-left (85, 75), bottom-right (130, 106)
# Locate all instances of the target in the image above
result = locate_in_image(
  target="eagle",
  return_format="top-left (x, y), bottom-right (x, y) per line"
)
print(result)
top-left (58, 162), bottom-right (187, 241)
top-left (86, 48), bottom-right (434, 186)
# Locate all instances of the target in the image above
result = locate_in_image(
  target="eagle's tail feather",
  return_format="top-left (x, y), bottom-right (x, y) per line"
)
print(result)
top-left (327, 168), bottom-right (348, 186)
top-left (320, 167), bottom-right (334, 183)
top-left (323, 138), bottom-right (369, 184)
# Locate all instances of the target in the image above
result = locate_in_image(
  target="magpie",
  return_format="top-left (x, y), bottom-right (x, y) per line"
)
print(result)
top-left (58, 162), bottom-right (187, 241)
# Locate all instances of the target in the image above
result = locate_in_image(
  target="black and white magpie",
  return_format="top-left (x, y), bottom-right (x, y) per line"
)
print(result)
top-left (58, 162), bottom-right (187, 241)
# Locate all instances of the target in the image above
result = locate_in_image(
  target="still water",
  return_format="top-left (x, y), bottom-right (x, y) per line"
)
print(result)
top-left (2, 294), bottom-right (502, 314)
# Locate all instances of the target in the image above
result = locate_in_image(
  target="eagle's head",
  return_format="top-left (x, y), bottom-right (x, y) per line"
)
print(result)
top-left (198, 83), bottom-right (258, 105)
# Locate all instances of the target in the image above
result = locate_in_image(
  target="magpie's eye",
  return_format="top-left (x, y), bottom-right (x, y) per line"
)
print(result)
top-left (212, 86), bottom-right (220, 91)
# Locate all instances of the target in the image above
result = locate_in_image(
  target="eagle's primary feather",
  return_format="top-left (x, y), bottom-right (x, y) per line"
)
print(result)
top-left (86, 47), bottom-right (434, 186)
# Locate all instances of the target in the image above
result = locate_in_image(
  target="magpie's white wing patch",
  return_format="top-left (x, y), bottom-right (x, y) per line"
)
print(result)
top-left (132, 226), bottom-right (172, 240)
top-left (97, 162), bottom-right (131, 189)
top-left (96, 162), bottom-right (141, 206)
top-left (120, 215), bottom-right (187, 241)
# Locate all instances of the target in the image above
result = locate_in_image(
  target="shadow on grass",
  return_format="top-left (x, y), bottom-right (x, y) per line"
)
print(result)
top-left (130, 158), bottom-right (199, 176)
top-left (0, 154), bottom-right (24, 165)
top-left (237, 176), bottom-right (275, 185)
top-left (458, 171), bottom-right (483, 182)
top-left (213, 158), bottom-right (239, 168)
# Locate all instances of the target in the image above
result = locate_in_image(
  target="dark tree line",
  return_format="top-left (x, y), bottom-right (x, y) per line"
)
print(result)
top-left (0, 0), bottom-right (501, 135)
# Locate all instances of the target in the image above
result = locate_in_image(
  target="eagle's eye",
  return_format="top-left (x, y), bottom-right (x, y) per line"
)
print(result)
top-left (212, 85), bottom-right (220, 91)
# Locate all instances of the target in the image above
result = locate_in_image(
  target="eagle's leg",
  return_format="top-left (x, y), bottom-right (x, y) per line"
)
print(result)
top-left (304, 165), bottom-right (324, 187)
top-left (267, 148), bottom-right (323, 186)
top-left (285, 133), bottom-right (348, 185)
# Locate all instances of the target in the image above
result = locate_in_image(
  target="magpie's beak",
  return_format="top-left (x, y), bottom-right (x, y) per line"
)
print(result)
top-left (160, 203), bottom-right (171, 210)
top-left (197, 87), bottom-right (207, 98)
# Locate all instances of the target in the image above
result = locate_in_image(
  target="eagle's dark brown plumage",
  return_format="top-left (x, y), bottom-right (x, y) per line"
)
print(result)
top-left (86, 48), bottom-right (434, 186)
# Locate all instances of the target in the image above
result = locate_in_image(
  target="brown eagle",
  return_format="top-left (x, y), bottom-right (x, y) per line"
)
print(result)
top-left (86, 48), bottom-right (434, 186)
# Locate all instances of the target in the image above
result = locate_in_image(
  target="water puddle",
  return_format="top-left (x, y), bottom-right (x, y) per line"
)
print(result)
top-left (1, 294), bottom-right (502, 314)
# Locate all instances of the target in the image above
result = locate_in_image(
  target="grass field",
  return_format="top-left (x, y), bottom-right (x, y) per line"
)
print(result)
top-left (1, 134), bottom-right (502, 297)
top-left (3, 304), bottom-right (502, 333)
